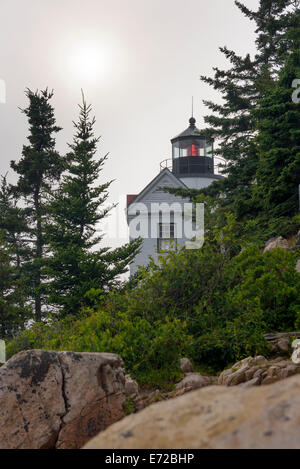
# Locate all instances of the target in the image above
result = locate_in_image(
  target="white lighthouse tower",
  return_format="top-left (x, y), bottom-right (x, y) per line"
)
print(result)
top-left (126, 116), bottom-right (223, 276)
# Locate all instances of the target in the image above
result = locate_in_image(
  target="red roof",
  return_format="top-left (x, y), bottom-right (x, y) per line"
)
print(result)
top-left (127, 194), bottom-right (138, 206)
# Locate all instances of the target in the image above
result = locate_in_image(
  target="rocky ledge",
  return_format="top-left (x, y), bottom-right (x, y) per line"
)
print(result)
top-left (1, 347), bottom-right (300, 449)
top-left (84, 374), bottom-right (300, 449)
top-left (0, 350), bottom-right (128, 449)
top-left (219, 355), bottom-right (300, 387)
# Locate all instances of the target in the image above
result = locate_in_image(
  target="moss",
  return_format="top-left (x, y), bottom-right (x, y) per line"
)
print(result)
top-left (124, 397), bottom-right (135, 416)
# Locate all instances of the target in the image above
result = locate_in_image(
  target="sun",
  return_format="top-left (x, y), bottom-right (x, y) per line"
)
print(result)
top-left (67, 42), bottom-right (111, 85)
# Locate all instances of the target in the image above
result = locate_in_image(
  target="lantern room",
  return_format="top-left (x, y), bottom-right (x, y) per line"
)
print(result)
top-left (171, 117), bottom-right (214, 177)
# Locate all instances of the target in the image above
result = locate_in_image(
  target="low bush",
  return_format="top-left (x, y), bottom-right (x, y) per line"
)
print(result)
top-left (7, 311), bottom-right (191, 389)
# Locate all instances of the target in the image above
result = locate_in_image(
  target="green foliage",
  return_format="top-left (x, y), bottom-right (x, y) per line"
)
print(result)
top-left (3, 1), bottom-right (300, 390)
top-left (8, 216), bottom-right (300, 383)
top-left (10, 89), bottom-right (63, 321)
top-left (295, 313), bottom-right (300, 330)
top-left (0, 234), bottom-right (30, 338)
top-left (45, 93), bottom-right (141, 316)
top-left (252, 49), bottom-right (300, 218)
top-left (124, 397), bottom-right (135, 416)
top-left (222, 246), bottom-right (300, 330)
top-left (198, 1), bottom-right (299, 218)
top-left (191, 310), bottom-right (269, 371)
top-left (168, 2), bottom-right (300, 234)
top-left (0, 175), bottom-right (31, 270)
top-left (187, 244), bottom-right (300, 369)
top-left (7, 311), bottom-right (189, 389)
top-left (0, 89), bottom-right (141, 334)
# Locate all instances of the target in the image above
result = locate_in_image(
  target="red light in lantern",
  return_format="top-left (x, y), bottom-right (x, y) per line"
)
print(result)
top-left (187, 144), bottom-right (200, 156)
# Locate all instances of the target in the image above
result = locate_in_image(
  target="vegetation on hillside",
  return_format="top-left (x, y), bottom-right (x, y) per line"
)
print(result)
top-left (168, 0), bottom-right (300, 236)
top-left (0, 91), bottom-right (141, 335)
top-left (45, 93), bottom-right (141, 316)
top-left (1, 0), bottom-right (300, 389)
top-left (7, 215), bottom-right (300, 387)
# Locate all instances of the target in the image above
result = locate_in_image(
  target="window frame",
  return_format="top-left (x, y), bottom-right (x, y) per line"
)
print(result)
top-left (157, 222), bottom-right (177, 253)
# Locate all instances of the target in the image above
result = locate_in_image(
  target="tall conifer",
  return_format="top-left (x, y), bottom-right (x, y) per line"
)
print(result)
top-left (0, 175), bottom-right (31, 269)
top-left (253, 49), bottom-right (300, 217)
top-left (194, 1), bottom-right (299, 218)
top-left (47, 94), bottom-right (141, 316)
top-left (0, 234), bottom-right (30, 338)
top-left (11, 89), bottom-right (63, 320)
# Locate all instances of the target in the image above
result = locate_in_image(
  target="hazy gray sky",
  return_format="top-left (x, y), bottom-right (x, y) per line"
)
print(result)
top-left (0, 0), bottom-right (259, 244)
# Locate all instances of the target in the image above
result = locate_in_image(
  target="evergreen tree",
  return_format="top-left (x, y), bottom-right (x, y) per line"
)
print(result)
top-left (0, 175), bottom-right (31, 269)
top-left (11, 89), bottom-right (63, 320)
top-left (47, 94), bottom-right (141, 316)
top-left (252, 49), bottom-right (300, 218)
top-left (176, 1), bottom-right (299, 219)
top-left (0, 234), bottom-right (30, 338)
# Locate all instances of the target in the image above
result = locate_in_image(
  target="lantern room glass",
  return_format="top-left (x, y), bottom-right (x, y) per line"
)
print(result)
top-left (172, 138), bottom-right (213, 158)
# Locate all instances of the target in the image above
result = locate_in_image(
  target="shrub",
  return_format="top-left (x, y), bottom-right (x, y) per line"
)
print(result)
top-left (7, 311), bottom-right (190, 389)
top-left (220, 246), bottom-right (300, 331)
top-left (7, 223), bottom-right (300, 384)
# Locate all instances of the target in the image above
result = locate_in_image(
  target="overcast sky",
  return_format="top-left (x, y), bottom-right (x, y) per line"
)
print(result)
top-left (0, 0), bottom-right (259, 245)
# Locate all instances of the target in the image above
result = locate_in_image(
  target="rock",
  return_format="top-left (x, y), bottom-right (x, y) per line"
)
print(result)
top-left (277, 337), bottom-right (290, 352)
top-left (84, 375), bottom-right (300, 449)
top-left (253, 355), bottom-right (269, 365)
top-left (218, 355), bottom-right (300, 387)
top-left (141, 389), bottom-right (165, 407)
top-left (125, 374), bottom-right (139, 396)
top-left (253, 368), bottom-right (265, 379)
top-left (265, 332), bottom-right (300, 341)
top-left (260, 366), bottom-right (280, 385)
top-left (55, 352), bottom-right (126, 449)
top-left (292, 339), bottom-right (300, 348)
top-left (0, 350), bottom-right (65, 449)
top-left (263, 236), bottom-right (289, 253)
top-left (238, 377), bottom-right (261, 388)
top-left (218, 356), bottom-right (267, 386)
top-left (175, 373), bottom-right (211, 392)
top-left (264, 332), bottom-right (300, 355)
top-left (124, 375), bottom-right (143, 412)
top-left (245, 366), bottom-right (261, 381)
top-left (292, 340), bottom-right (300, 365)
top-left (0, 350), bottom-right (127, 449)
top-left (280, 363), bottom-right (299, 378)
top-left (221, 368), bottom-right (246, 386)
top-left (292, 349), bottom-right (300, 364)
top-left (179, 358), bottom-right (193, 373)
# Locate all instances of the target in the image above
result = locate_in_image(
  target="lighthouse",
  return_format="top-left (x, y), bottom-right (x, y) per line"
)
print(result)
top-left (126, 116), bottom-right (224, 276)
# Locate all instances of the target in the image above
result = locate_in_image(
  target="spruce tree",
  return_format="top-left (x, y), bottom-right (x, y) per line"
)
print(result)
top-left (252, 49), bottom-right (300, 218)
top-left (0, 234), bottom-right (30, 338)
top-left (0, 175), bottom-right (31, 270)
top-left (178, 1), bottom-right (300, 219)
top-left (47, 94), bottom-right (141, 316)
top-left (11, 89), bottom-right (63, 320)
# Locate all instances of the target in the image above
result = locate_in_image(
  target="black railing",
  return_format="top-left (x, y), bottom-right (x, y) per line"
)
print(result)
top-left (160, 156), bottom-right (226, 176)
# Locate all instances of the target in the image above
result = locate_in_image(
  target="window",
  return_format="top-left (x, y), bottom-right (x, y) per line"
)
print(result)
top-left (157, 223), bottom-right (177, 252)
top-left (187, 144), bottom-right (200, 157)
